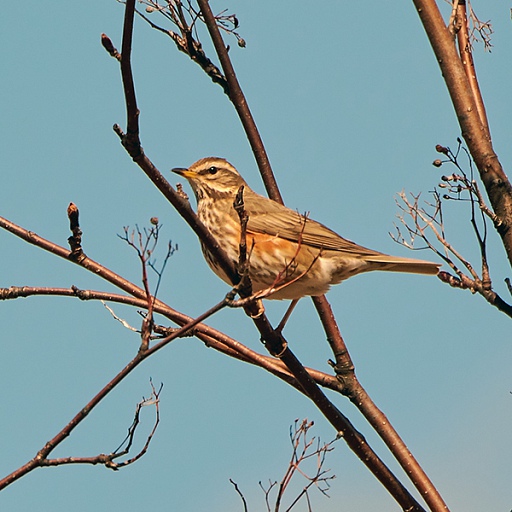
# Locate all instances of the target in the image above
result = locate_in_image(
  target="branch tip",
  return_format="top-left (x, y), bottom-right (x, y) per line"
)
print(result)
top-left (101, 33), bottom-right (121, 61)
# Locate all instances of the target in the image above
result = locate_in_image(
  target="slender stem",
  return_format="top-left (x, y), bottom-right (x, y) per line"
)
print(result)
top-left (413, 0), bottom-right (512, 268)
top-left (109, 2), bottom-right (437, 509)
top-left (189, 4), bottom-right (441, 509)
top-left (313, 296), bottom-right (449, 511)
top-left (0, 300), bottom-right (226, 490)
top-left (195, 0), bottom-right (282, 203)
top-left (120, 0), bottom-right (141, 155)
top-left (250, 314), bottom-right (427, 512)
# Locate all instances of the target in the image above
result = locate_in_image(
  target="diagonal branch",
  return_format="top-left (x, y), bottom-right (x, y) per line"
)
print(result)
top-left (195, 0), bottom-right (281, 203)
top-left (0, 292), bottom-right (229, 490)
top-left (0, 219), bottom-right (347, 395)
top-left (454, 1), bottom-right (489, 137)
top-left (103, 29), bottom-right (239, 287)
top-left (104, 3), bottom-right (439, 510)
top-left (312, 295), bottom-right (450, 512)
top-left (413, 0), bottom-right (512, 268)
top-left (193, 6), bottom-right (447, 508)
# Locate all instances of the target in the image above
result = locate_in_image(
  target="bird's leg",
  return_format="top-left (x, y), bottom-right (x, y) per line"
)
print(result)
top-left (276, 299), bottom-right (300, 333)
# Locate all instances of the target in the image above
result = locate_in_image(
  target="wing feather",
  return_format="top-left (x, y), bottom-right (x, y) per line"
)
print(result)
top-left (244, 191), bottom-right (382, 256)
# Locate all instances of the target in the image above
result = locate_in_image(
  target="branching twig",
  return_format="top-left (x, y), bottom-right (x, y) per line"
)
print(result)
top-left (414, 0), bottom-right (512, 269)
top-left (102, 3), bottom-right (437, 510)
top-left (41, 381), bottom-right (162, 471)
top-left (466, 1), bottom-right (493, 51)
top-left (131, 0), bottom-right (231, 94)
top-left (0, 283), bottom-right (234, 490)
top-left (118, 222), bottom-right (177, 351)
top-left (109, 380), bottom-right (163, 468)
top-left (121, 224), bottom-right (157, 350)
top-left (394, 141), bottom-right (512, 318)
top-left (259, 419), bottom-right (336, 512)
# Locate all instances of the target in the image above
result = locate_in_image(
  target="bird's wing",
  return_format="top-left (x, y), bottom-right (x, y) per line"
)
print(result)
top-left (244, 192), bottom-right (382, 256)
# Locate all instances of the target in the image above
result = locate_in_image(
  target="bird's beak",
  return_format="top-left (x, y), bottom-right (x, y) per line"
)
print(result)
top-left (172, 167), bottom-right (195, 179)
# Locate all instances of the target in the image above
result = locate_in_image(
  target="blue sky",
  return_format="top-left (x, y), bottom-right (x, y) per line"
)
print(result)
top-left (1, 2), bottom-right (511, 511)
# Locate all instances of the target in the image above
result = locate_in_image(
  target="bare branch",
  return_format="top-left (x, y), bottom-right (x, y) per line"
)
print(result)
top-left (413, 0), bottom-right (512, 267)
top-left (394, 182), bottom-right (512, 319)
top-left (229, 479), bottom-right (249, 512)
top-left (131, 1), bottom-right (232, 95)
top-left (41, 381), bottom-right (163, 471)
top-left (0, 288), bottom-right (232, 490)
top-left (259, 420), bottom-right (336, 512)
top-left (109, 380), bottom-right (163, 468)
top-left (101, 4), bottom-right (440, 509)
top-left (455, 1), bottom-right (490, 135)
top-left (118, 222), bottom-right (172, 351)
top-left (192, 0), bottom-right (282, 202)
top-left (103, 2), bottom-right (240, 288)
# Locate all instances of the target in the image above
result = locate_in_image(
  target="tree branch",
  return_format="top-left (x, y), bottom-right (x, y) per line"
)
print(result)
top-left (195, 0), bottom-right (282, 202)
top-left (102, 3), bottom-right (443, 509)
top-left (413, 0), bottom-right (512, 267)
top-left (0, 219), bottom-right (345, 397)
top-left (455, 1), bottom-right (489, 136)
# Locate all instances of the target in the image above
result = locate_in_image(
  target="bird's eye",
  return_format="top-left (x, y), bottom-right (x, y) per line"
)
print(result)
top-left (208, 166), bottom-right (218, 175)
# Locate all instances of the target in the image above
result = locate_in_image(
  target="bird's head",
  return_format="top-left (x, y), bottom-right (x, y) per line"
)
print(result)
top-left (172, 157), bottom-right (246, 201)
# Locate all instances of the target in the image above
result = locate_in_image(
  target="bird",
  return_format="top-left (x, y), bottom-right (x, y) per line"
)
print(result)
top-left (172, 157), bottom-right (440, 301)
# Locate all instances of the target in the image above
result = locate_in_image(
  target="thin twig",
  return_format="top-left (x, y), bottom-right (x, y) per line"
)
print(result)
top-left (394, 187), bottom-right (512, 318)
top-left (229, 479), bottom-right (249, 512)
top-left (413, 0), bottom-right (512, 270)
top-left (106, 4), bottom-right (432, 509)
top-left (195, 0), bottom-right (281, 203)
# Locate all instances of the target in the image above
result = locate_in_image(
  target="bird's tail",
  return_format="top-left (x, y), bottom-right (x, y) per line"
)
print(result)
top-left (366, 254), bottom-right (441, 276)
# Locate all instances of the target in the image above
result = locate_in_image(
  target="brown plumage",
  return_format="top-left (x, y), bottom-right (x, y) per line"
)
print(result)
top-left (173, 157), bottom-right (440, 300)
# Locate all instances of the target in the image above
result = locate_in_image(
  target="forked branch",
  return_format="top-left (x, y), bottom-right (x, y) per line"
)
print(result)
top-left (102, 2), bottom-right (445, 510)
top-left (260, 419), bottom-right (336, 512)
top-left (40, 381), bottom-right (162, 471)
top-left (394, 182), bottom-right (512, 318)
top-left (413, 0), bottom-right (512, 267)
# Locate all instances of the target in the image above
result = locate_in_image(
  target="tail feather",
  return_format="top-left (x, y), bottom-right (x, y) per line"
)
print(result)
top-left (366, 255), bottom-right (440, 276)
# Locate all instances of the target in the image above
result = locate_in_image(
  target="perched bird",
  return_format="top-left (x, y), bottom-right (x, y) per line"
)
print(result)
top-left (172, 157), bottom-right (440, 300)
